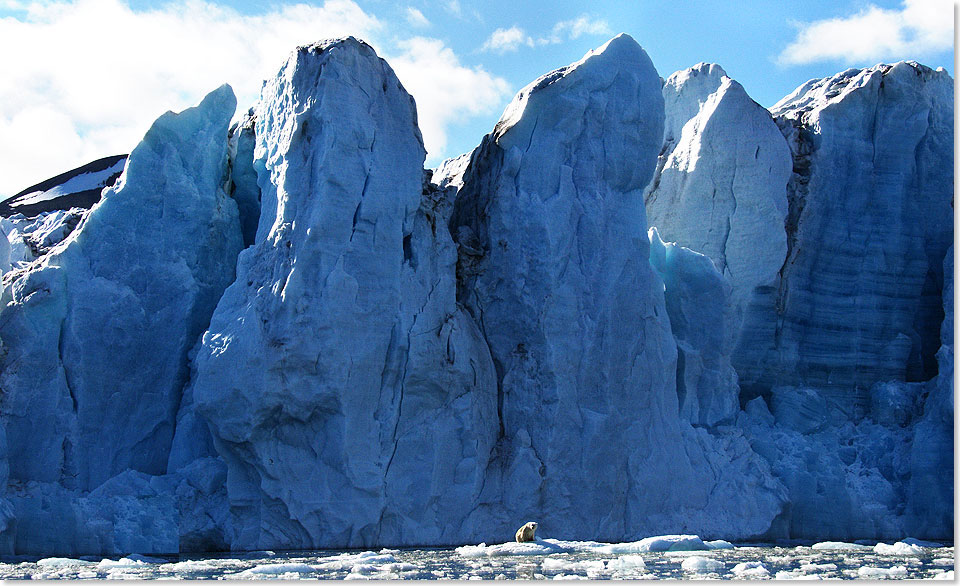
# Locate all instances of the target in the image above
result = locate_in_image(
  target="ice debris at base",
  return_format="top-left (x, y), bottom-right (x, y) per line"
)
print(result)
top-left (858, 564), bottom-right (909, 578)
top-left (681, 556), bottom-right (724, 573)
top-left (731, 561), bottom-right (769, 577)
top-left (810, 542), bottom-right (873, 551)
top-left (874, 541), bottom-right (925, 556)
top-left (0, 33), bottom-right (952, 556)
top-left (6, 541), bottom-right (956, 580)
top-left (456, 535), bottom-right (721, 558)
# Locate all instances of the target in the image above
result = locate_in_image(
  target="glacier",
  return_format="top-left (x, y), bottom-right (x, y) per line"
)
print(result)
top-left (190, 37), bottom-right (499, 550)
top-left (0, 85), bottom-right (243, 554)
top-left (0, 34), bottom-right (951, 555)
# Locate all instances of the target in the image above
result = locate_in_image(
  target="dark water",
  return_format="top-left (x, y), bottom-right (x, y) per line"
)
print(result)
top-left (3, 540), bottom-right (954, 580)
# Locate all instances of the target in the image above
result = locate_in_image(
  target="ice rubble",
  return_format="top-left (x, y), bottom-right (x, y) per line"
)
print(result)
top-left (0, 34), bottom-right (951, 555)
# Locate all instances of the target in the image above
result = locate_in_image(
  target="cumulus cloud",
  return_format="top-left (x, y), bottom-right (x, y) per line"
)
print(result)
top-left (405, 6), bottom-right (429, 28)
top-left (778, 0), bottom-right (953, 65)
top-left (390, 37), bottom-right (511, 160)
top-left (544, 15), bottom-right (612, 44)
top-left (479, 15), bottom-right (612, 54)
top-left (479, 26), bottom-right (534, 53)
top-left (0, 0), bottom-right (508, 196)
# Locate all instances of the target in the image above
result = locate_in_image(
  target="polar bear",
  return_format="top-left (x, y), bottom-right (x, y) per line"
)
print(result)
top-left (515, 521), bottom-right (538, 543)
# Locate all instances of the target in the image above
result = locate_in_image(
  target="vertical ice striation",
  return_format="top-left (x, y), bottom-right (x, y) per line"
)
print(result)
top-left (191, 38), bottom-right (498, 550)
top-left (737, 62), bottom-right (954, 409)
top-left (450, 34), bottom-right (783, 541)
top-left (645, 63), bottom-right (791, 354)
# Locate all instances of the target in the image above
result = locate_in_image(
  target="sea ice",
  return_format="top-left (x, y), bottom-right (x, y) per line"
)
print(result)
top-left (811, 542), bottom-right (872, 551)
top-left (857, 564), bottom-right (908, 578)
top-left (874, 541), bottom-right (924, 555)
top-left (731, 561), bottom-right (769, 577)
top-left (681, 556), bottom-right (724, 573)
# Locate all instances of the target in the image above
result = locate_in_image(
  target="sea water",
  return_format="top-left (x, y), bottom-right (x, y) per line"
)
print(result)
top-left (2, 540), bottom-right (954, 580)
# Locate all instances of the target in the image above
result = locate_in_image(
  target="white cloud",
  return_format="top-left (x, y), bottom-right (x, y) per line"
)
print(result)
top-left (542, 15), bottom-right (612, 44)
top-left (479, 26), bottom-right (534, 53)
top-left (405, 6), bottom-right (429, 28)
top-left (390, 37), bottom-right (511, 162)
top-left (778, 0), bottom-right (954, 65)
top-left (0, 0), bottom-right (509, 196)
top-left (0, 0), bottom-right (381, 195)
top-left (444, 0), bottom-right (461, 17)
top-left (479, 15), bottom-right (612, 53)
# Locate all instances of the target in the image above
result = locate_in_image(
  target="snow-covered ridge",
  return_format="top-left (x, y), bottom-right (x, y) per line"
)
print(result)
top-left (0, 154), bottom-right (126, 218)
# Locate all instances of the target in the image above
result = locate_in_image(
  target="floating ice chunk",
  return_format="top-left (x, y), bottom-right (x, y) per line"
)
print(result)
top-left (163, 559), bottom-right (245, 572)
top-left (606, 555), bottom-right (647, 572)
top-left (552, 574), bottom-right (587, 580)
top-left (97, 557), bottom-right (149, 570)
top-left (681, 556), bottom-right (724, 573)
top-left (542, 558), bottom-right (576, 572)
top-left (314, 551), bottom-right (399, 571)
top-left (811, 541), bottom-right (872, 550)
top-left (706, 540), bottom-right (734, 550)
top-left (36, 558), bottom-right (95, 567)
top-left (875, 542), bottom-right (924, 556)
top-left (857, 565), bottom-right (908, 578)
top-left (598, 535), bottom-right (709, 553)
top-left (932, 558), bottom-right (954, 565)
top-left (541, 558), bottom-right (604, 577)
top-left (932, 570), bottom-right (955, 580)
top-left (731, 561), bottom-right (769, 577)
top-left (239, 562), bottom-right (318, 575)
top-left (456, 540), bottom-right (569, 557)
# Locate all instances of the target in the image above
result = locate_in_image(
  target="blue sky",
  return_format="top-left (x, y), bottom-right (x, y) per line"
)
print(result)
top-left (0, 0), bottom-right (953, 196)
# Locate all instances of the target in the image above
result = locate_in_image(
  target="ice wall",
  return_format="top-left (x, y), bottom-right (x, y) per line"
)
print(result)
top-left (648, 228), bottom-right (739, 426)
top-left (0, 85), bottom-right (243, 554)
top-left (645, 63), bottom-right (791, 351)
top-left (449, 34), bottom-right (783, 542)
top-left (191, 38), bottom-right (498, 550)
top-left (736, 62), bottom-right (954, 409)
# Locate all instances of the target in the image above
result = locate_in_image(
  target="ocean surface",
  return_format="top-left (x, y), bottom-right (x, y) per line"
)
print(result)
top-left (2, 539), bottom-right (954, 580)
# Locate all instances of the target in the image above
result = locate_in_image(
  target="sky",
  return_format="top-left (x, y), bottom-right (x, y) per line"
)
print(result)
top-left (0, 0), bottom-right (954, 197)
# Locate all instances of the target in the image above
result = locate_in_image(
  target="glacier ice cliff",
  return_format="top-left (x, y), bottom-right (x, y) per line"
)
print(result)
top-left (648, 228), bottom-right (738, 427)
top-left (0, 85), bottom-right (243, 554)
top-left (645, 63), bottom-right (791, 354)
top-left (0, 35), bottom-right (951, 555)
top-left (446, 33), bottom-right (782, 543)
top-left (725, 63), bottom-right (954, 541)
top-left (190, 37), bottom-right (498, 550)
top-left (737, 62), bottom-right (953, 406)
